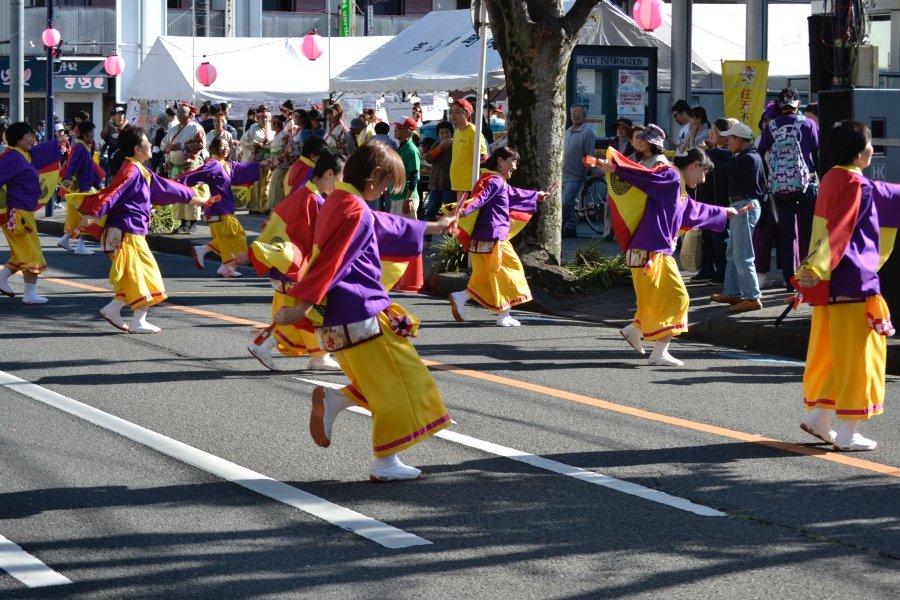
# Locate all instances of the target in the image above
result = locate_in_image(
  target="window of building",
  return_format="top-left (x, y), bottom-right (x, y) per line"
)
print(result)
top-left (373, 0), bottom-right (403, 16)
top-left (456, 0), bottom-right (471, 8)
top-left (262, 0), bottom-right (294, 11)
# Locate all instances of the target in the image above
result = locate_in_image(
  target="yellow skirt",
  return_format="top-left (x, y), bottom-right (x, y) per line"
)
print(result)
top-left (109, 232), bottom-right (167, 310)
top-left (330, 311), bottom-right (451, 457)
top-left (208, 215), bottom-right (248, 266)
top-left (271, 291), bottom-right (323, 356)
top-left (631, 253), bottom-right (689, 341)
top-left (466, 239), bottom-right (531, 312)
top-left (2, 210), bottom-right (46, 274)
top-left (804, 300), bottom-right (886, 420)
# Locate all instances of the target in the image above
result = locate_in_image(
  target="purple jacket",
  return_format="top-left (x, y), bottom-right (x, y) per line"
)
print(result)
top-left (177, 158), bottom-right (260, 217)
top-left (615, 165), bottom-right (729, 255)
top-left (460, 173), bottom-right (538, 242)
top-left (0, 141), bottom-right (64, 211)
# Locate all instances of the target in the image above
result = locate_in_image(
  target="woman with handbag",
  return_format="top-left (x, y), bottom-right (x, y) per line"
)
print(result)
top-left (593, 147), bottom-right (739, 366)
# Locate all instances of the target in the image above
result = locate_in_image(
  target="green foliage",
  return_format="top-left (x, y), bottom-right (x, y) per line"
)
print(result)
top-left (149, 205), bottom-right (179, 234)
top-left (430, 235), bottom-right (468, 274)
top-left (564, 242), bottom-right (631, 290)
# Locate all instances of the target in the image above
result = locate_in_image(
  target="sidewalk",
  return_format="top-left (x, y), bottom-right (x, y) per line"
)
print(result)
top-left (35, 208), bottom-right (900, 374)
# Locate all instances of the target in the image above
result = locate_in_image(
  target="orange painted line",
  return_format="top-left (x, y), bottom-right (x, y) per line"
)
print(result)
top-left (423, 360), bottom-right (900, 478)
top-left (45, 277), bottom-right (108, 293)
top-left (45, 276), bottom-right (899, 478)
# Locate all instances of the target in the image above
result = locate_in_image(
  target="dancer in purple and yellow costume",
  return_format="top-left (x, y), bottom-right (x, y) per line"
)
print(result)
top-left (274, 140), bottom-right (457, 481)
top-left (794, 120), bottom-right (900, 452)
top-left (448, 146), bottom-right (548, 327)
top-left (594, 146), bottom-right (738, 366)
top-left (0, 122), bottom-right (64, 304)
top-left (248, 151), bottom-right (344, 372)
top-left (58, 120), bottom-right (104, 256)
top-left (177, 136), bottom-right (260, 278)
top-left (76, 126), bottom-right (210, 333)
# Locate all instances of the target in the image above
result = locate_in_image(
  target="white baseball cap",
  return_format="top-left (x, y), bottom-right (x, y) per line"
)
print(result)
top-left (719, 122), bottom-right (754, 140)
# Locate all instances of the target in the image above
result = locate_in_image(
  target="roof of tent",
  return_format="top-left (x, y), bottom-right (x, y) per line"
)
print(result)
top-left (330, 1), bottom-right (715, 94)
top-left (127, 35), bottom-right (391, 102)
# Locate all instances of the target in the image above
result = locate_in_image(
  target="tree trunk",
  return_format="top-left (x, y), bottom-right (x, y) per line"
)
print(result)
top-left (485, 0), bottom-right (601, 268)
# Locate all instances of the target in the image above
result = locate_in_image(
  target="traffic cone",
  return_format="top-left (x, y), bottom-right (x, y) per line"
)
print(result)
top-left (392, 254), bottom-right (424, 293)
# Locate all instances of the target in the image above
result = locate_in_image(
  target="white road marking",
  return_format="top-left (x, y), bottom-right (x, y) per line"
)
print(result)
top-left (0, 534), bottom-right (72, 588)
top-left (714, 351), bottom-right (805, 366)
top-left (296, 378), bottom-right (726, 517)
top-left (0, 371), bottom-right (430, 550)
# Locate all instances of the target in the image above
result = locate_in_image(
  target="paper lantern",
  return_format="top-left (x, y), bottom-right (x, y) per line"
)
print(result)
top-left (104, 53), bottom-right (125, 77)
top-left (301, 29), bottom-right (325, 61)
top-left (632, 0), bottom-right (663, 32)
top-left (42, 27), bottom-right (62, 48)
top-left (196, 61), bottom-right (217, 87)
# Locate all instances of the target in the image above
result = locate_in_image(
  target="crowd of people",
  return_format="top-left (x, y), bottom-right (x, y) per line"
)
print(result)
top-left (1, 88), bottom-right (897, 474)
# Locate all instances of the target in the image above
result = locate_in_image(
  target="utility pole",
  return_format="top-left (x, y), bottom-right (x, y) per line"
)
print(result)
top-left (195, 0), bottom-right (209, 37)
top-left (45, 0), bottom-right (56, 217)
top-left (10, 0), bottom-right (25, 122)
top-left (224, 0), bottom-right (235, 37)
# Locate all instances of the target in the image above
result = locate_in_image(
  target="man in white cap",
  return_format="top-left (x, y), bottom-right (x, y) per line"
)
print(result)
top-left (707, 121), bottom-right (766, 314)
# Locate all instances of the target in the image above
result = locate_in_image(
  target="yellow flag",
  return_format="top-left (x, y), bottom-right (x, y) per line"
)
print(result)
top-left (721, 60), bottom-right (769, 137)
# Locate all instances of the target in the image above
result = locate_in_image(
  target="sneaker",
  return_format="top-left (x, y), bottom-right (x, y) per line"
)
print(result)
top-left (833, 433), bottom-right (877, 452)
top-left (308, 353), bottom-right (342, 371)
top-left (448, 292), bottom-right (466, 322)
top-left (648, 353), bottom-right (684, 367)
top-left (711, 293), bottom-right (742, 305)
top-left (729, 298), bottom-right (763, 314)
top-left (248, 341), bottom-right (278, 371)
top-left (187, 224), bottom-right (198, 234)
top-left (369, 454), bottom-right (422, 482)
top-left (309, 386), bottom-right (354, 448)
top-left (496, 315), bottom-right (521, 327)
top-left (129, 322), bottom-right (161, 334)
top-left (99, 307), bottom-right (129, 332)
top-left (619, 325), bottom-right (645, 354)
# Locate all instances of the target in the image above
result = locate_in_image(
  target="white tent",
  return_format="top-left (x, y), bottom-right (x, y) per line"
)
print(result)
top-left (127, 35), bottom-right (391, 102)
top-left (330, 2), bottom-right (714, 94)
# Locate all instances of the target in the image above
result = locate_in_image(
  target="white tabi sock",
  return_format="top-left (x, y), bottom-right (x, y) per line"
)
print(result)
top-left (130, 308), bottom-right (161, 333)
top-left (22, 282), bottom-right (48, 304)
top-left (648, 337), bottom-right (683, 366)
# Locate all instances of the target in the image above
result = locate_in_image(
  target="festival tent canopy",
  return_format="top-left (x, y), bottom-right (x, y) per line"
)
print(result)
top-left (127, 35), bottom-right (392, 102)
top-left (330, 1), bottom-right (715, 94)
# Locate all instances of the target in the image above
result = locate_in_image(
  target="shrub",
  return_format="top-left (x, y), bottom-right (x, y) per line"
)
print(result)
top-left (430, 235), bottom-right (468, 274)
top-left (565, 242), bottom-right (631, 290)
top-left (149, 205), bottom-right (179, 234)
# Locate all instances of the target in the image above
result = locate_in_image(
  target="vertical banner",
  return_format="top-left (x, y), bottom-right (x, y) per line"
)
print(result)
top-left (340, 0), bottom-right (352, 37)
top-left (721, 60), bottom-right (769, 136)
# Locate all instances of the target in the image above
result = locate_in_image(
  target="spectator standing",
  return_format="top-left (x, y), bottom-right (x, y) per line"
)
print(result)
top-left (757, 87), bottom-right (820, 292)
top-left (677, 106), bottom-right (710, 155)
top-left (161, 102), bottom-right (207, 232)
top-left (423, 120), bottom-right (455, 235)
top-left (346, 117), bottom-right (366, 155)
top-left (100, 106), bottom-right (127, 182)
top-left (561, 103), bottom-right (596, 238)
top-left (708, 122), bottom-right (766, 313)
top-left (670, 99), bottom-right (692, 155)
top-left (448, 98), bottom-right (489, 205)
top-left (632, 124), bottom-right (669, 169)
top-left (240, 104), bottom-right (275, 214)
top-left (610, 118), bottom-right (633, 155)
top-left (390, 117), bottom-right (421, 219)
top-left (323, 103), bottom-right (350, 156)
top-left (693, 117), bottom-right (734, 283)
top-left (266, 114), bottom-right (291, 211)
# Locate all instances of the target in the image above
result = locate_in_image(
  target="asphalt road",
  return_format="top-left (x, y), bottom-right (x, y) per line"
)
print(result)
top-left (1, 236), bottom-right (898, 599)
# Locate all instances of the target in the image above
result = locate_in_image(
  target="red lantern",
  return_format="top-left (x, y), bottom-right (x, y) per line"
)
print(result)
top-left (196, 61), bottom-right (217, 87)
top-left (104, 52), bottom-right (125, 77)
top-left (632, 0), bottom-right (663, 32)
top-left (301, 29), bottom-right (325, 61)
top-left (42, 27), bottom-right (62, 48)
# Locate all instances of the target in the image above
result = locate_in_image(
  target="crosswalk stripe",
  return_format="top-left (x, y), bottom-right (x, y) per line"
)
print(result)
top-left (0, 370), bottom-right (431, 550)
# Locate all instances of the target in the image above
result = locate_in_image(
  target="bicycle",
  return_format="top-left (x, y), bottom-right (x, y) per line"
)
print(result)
top-left (577, 175), bottom-right (607, 236)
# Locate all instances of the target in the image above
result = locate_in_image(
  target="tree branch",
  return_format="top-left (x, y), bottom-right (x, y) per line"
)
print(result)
top-left (561, 0), bottom-right (603, 39)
